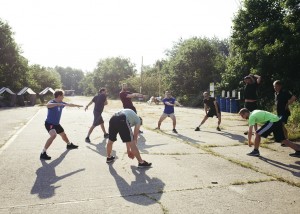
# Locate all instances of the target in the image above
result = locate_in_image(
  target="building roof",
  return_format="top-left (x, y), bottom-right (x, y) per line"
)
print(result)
top-left (17, 87), bottom-right (36, 95)
top-left (39, 87), bottom-right (55, 95)
top-left (0, 87), bottom-right (16, 95)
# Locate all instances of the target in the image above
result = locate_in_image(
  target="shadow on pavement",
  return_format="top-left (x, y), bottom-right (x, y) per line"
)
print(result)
top-left (259, 156), bottom-right (300, 177)
top-left (137, 135), bottom-right (166, 154)
top-left (108, 164), bottom-right (165, 205)
top-left (86, 139), bottom-right (111, 157)
top-left (200, 130), bottom-right (247, 143)
top-left (31, 150), bottom-right (85, 199)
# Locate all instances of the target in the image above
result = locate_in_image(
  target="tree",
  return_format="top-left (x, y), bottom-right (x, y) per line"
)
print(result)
top-left (222, 0), bottom-right (300, 108)
top-left (93, 57), bottom-right (136, 97)
top-left (27, 65), bottom-right (61, 93)
top-left (55, 66), bottom-right (84, 94)
top-left (79, 72), bottom-right (96, 96)
top-left (0, 19), bottom-right (28, 91)
top-left (163, 37), bottom-right (228, 106)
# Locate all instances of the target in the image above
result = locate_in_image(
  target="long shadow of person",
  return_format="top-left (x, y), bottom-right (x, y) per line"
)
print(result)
top-left (259, 156), bottom-right (300, 177)
top-left (137, 134), bottom-right (166, 154)
top-left (199, 130), bottom-right (247, 144)
top-left (31, 150), bottom-right (85, 199)
top-left (86, 139), bottom-right (111, 157)
top-left (108, 164), bottom-right (165, 205)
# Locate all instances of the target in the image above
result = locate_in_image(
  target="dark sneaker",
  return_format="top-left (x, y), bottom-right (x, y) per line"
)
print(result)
top-left (289, 151), bottom-right (300, 157)
top-left (139, 130), bottom-right (144, 134)
top-left (172, 129), bottom-right (178, 133)
top-left (104, 133), bottom-right (109, 139)
top-left (67, 143), bottom-right (78, 150)
top-left (85, 137), bottom-right (91, 143)
top-left (106, 156), bottom-right (115, 163)
top-left (216, 127), bottom-right (221, 131)
top-left (195, 127), bottom-right (200, 131)
top-left (247, 150), bottom-right (260, 157)
top-left (40, 152), bottom-right (51, 160)
top-left (138, 161), bottom-right (152, 168)
top-left (244, 131), bottom-right (248, 135)
top-left (281, 143), bottom-right (287, 147)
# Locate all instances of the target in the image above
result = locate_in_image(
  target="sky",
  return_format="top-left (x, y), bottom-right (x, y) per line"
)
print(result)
top-left (0, 0), bottom-right (241, 72)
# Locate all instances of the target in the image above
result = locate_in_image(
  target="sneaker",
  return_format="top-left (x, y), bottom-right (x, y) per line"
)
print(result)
top-left (247, 150), bottom-right (260, 157)
top-left (289, 151), bottom-right (300, 157)
top-left (281, 143), bottom-right (287, 147)
top-left (40, 152), bottom-right (51, 160)
top-left (85, 137), bottom-right (91, 143)
top-left (106, 156), bottom-right (115, 163)
top-left (139, 130), bottom-right (144, 134)
top-left (244, 131), bottom-right (248, 135)
top-left (138, 161), bottom-right (152, 168)
top-left (216, 127), bottom-right (221, 131)
top-left (104, 133), bottom-right (109, 139)
top-left (67, 143), bottom-right (78, 150)
top-left (172, 129), bottom-right (178, 133)
top-left (195, 127), bottom-right (200, 131)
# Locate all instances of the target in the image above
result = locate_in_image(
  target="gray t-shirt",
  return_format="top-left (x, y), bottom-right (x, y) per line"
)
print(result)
top-left (118, 109), bottom-right (141, 127)
top-left (92, 94), bottom-right (106, 112)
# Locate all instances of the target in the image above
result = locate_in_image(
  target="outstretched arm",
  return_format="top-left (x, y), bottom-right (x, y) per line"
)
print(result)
top-left (85, 100), bottom-right (94, 111)
top-left (66, 103), bottom-right (83, 108)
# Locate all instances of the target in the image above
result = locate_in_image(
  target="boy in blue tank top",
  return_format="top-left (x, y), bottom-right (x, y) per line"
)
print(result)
top-left (41, 89), bottom-right (83, 160)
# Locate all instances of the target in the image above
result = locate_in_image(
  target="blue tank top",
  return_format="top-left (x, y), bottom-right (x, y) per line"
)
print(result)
top-left (45, 100), bottom-right (66, 125)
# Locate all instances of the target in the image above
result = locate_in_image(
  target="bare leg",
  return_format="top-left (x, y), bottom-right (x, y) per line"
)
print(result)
top-left (59, 132), bottom-right (70, 143)
top-left (199, 116), bottom-right (208, 127)
top-left (87, 125), bottom-right (96, 137)
top-left (44, 129), bottom-right (57, 150)
top-left (254, 134), bottom-right (261, 150)
top-left (217, 115), bottom-right (221, 127)
top-left (100, 123), bottom-right (108, 134)
top-left (170, 115), bottom-right (176, 129)
top-left (106, 140), bottom-right (114, 157)
top-left (282, 123), bottom-right (288, 139)
top-left (282, 139), bottom-right (300, 151)
top-left (157, 115), bottom-right (167, 129)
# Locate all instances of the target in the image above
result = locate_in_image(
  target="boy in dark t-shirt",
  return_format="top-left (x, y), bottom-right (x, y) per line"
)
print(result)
top-left (273, 80), bottom-right (296, 140)
top-left (195, 92), bottom-right (221, 131)
top-left (84, 88), bottom-right (109, 143)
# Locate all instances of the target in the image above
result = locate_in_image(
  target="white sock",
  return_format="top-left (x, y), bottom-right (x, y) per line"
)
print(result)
top-left (67, 142), bottom-right (71, 145)
top-left (42, 148), bottom-right (46, 154)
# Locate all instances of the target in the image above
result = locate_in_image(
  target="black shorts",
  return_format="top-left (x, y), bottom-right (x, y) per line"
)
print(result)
top-left (108, 114), bottom-right (133, 143)
top-left (93, 111), bottom-right (104, 126)
top-left (45, 122), bottom-right (64, 134)
top-left (245, 102), bottom-right (257, 112)
top-left (207, 107), bottom-right (221, 118)
top-left (256, 120), bottom-right (285, 142)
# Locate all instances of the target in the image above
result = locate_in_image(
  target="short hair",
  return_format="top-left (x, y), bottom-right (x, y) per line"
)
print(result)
top-left (54, 89), bottom-right (64, 98)
top-left (203, 91), bottom-right (209, 96)
top-left (273, 80), bottom-right (281, 86)
top-left (239, 108), bottom-right (250, 115)
top-left (99, 88), bottom-right (106, 93)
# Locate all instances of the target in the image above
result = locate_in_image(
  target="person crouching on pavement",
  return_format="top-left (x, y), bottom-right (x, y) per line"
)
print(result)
top-left (239, 108), bottom-right (300, 157)
top-left (106, 109), bottom-right (152, 168)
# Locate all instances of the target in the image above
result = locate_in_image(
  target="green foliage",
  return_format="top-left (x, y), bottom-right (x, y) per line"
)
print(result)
top-left (163, 37), bottom-right (228, 105)
top-left (55, 66), bottom-right (84, 94)
top-left (27, 65), bottom-right (61, 93)
top-left (0, 19), bottom-right (29, 91)
top-left (93, 57), bottom-right (136, 98)
top-left (222, 0), bottom-right (300, 109)
top-left (79, 72), bottom-right (96, 96)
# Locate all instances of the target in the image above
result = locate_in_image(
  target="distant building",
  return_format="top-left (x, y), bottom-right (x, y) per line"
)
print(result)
top-left (17, 87), bottom-right (36, 106)
top-left (0, 87), bottom-right (16, 107)
top-left (64, 90), bottom-right (75, 96)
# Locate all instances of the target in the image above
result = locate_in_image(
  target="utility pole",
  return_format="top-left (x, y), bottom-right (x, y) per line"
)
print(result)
top-left (140, 56), bottom-right (143, 94)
